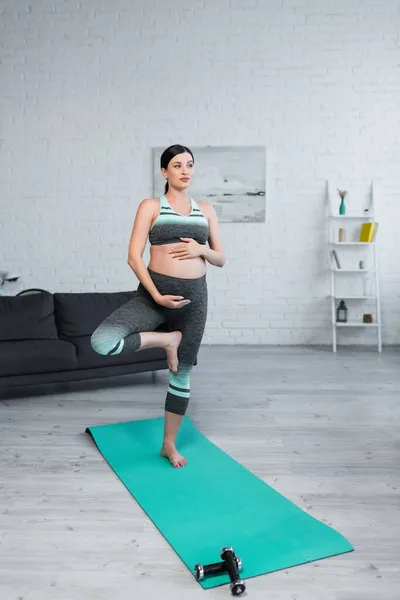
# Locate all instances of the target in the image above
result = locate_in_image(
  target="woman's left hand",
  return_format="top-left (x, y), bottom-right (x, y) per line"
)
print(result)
top-left (169, 238), bottom-right (203, 260)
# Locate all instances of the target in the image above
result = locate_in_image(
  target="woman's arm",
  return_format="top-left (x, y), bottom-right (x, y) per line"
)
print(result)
top-left (127, 199), bottom-right (161, 301)
top-left (200, 202), bottom-right (226, 267)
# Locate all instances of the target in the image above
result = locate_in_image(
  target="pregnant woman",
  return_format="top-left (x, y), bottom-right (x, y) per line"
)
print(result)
top-left (90, 144), bottom-right (225, 468)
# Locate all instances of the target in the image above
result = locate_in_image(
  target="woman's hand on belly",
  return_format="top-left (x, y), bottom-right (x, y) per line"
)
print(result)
top-left (168, 238), bottom-right (204, 260)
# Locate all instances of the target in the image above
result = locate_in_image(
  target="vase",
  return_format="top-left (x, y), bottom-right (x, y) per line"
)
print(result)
top-left (339, 197), bottom-right (346, 215)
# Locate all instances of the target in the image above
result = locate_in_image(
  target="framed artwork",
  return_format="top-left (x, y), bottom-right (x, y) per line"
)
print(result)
top-left (152, 145), bottom-right (266, 223)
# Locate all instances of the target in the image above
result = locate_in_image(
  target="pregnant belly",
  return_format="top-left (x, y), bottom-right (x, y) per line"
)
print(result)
top-left (148, 244), bottom-right (206, 279)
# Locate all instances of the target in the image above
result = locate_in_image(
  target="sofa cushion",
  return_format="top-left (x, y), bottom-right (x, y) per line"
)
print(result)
top-left (0, 339), bottom-right (77, 376)
top-left (53, 291), bottom-right (137, 339)
top-left (67, 335), bottom-right (167, 370)
top-left (0, 292), bottom-right (59, 342)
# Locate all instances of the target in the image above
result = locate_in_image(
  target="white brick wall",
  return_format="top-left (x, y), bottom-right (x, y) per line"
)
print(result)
top-left (1, 0), bottom-right (400, 345)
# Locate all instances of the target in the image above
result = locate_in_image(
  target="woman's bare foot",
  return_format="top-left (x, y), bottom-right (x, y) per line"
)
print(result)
top-left (160, 441), bottom-right (187, 468)
top-left (165, 331), bottom-right (182, 374)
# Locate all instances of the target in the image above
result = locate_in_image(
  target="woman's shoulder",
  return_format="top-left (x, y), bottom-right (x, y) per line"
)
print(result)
top-left (140, 197), bottom-right (160, 205)
top-left (135, 198), bottom-right (160, 222)
top-left (196, 199), bottom-right (217, 216)
top-left (196, 198), bottom-right (211, 209)
top-left (138, 197), bottom-right (160, 211)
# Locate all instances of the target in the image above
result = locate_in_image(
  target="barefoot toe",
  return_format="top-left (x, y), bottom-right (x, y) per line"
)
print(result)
top-left (160, 443), bottom-right (187, 468)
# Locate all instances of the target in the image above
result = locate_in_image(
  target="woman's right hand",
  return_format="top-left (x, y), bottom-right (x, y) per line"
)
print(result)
top-left (154, 294), bottom-right (191, 309)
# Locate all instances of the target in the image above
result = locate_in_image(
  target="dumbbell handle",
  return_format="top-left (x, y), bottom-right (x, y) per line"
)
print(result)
top-left (221, 549), bottom-right (240, 582)
top-left (195, 556), bottom-right (242, 581)
top-left (195, 561), bottom-right (224, 581)
top-left (204, 561), bottom-right (226, 575)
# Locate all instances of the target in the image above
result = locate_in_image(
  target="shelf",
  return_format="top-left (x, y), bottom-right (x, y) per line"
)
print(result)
top-left (331, 295), bottom-right (377, 300)
top-left (331, 269), bottom-right (375, 273)
top-left (327, 179), bottom-right (382, 352)
top-left (329, 214), bottom-right (373, 219)
top-left (334, 322), bottom-right (379, 327)
top-left (330, 242), bottom-right (375, 246)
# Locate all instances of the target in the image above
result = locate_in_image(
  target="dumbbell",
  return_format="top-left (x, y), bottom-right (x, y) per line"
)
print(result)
top-left (194, 554), bottom-right (242, 581)
top-left (220, 546), bottom-right (246, 596)
top-left (194, 546), bottom-right (246, 596)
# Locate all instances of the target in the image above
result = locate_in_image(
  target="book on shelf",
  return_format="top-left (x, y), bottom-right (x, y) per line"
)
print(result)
top-left (331, 249), bottom-right (341, 269)
top-left (359, 222), bottom-right (378, 242)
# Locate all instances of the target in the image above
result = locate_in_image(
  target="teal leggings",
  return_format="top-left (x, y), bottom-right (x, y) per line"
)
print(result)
top-left (90, 269), bottom-right (208, 415)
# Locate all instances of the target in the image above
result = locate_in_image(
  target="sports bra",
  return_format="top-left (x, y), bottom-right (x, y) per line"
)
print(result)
top-left (149, 195), bottom-right (209, 246)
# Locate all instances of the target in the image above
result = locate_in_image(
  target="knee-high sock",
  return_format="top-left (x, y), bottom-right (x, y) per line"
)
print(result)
top-left (165, 364), bottom-right (192, 416)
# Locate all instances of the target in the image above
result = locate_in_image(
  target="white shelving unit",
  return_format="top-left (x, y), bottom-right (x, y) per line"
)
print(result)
top-left (327, 180), bottom-right (382, 353)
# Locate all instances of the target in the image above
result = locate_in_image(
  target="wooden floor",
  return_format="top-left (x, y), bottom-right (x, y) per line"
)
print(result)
top-left (1, 345), bottom-right (399, 600)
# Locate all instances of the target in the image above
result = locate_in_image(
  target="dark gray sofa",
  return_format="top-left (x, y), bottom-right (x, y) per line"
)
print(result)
top-left (0, 289), bottom-right (171, 395)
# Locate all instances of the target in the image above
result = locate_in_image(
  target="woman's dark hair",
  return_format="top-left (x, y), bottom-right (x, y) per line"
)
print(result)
top-left (160, 144), bottom-right (194, 194)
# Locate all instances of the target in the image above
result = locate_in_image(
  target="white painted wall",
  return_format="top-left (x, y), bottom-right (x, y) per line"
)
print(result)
top-left (1, 0), bottom-right (399, 345)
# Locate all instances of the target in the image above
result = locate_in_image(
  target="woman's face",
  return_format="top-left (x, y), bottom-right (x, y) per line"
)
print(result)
top-left (162, 152), bottom-right (194, 191)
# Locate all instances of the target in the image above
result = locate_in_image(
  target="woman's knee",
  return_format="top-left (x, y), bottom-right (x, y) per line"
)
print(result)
top-left (90, 327), bottom-right (124, 356)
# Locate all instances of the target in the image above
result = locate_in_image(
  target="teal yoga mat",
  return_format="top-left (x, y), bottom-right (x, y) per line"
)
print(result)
top-left (85, 416), bottom-right (353, 589)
